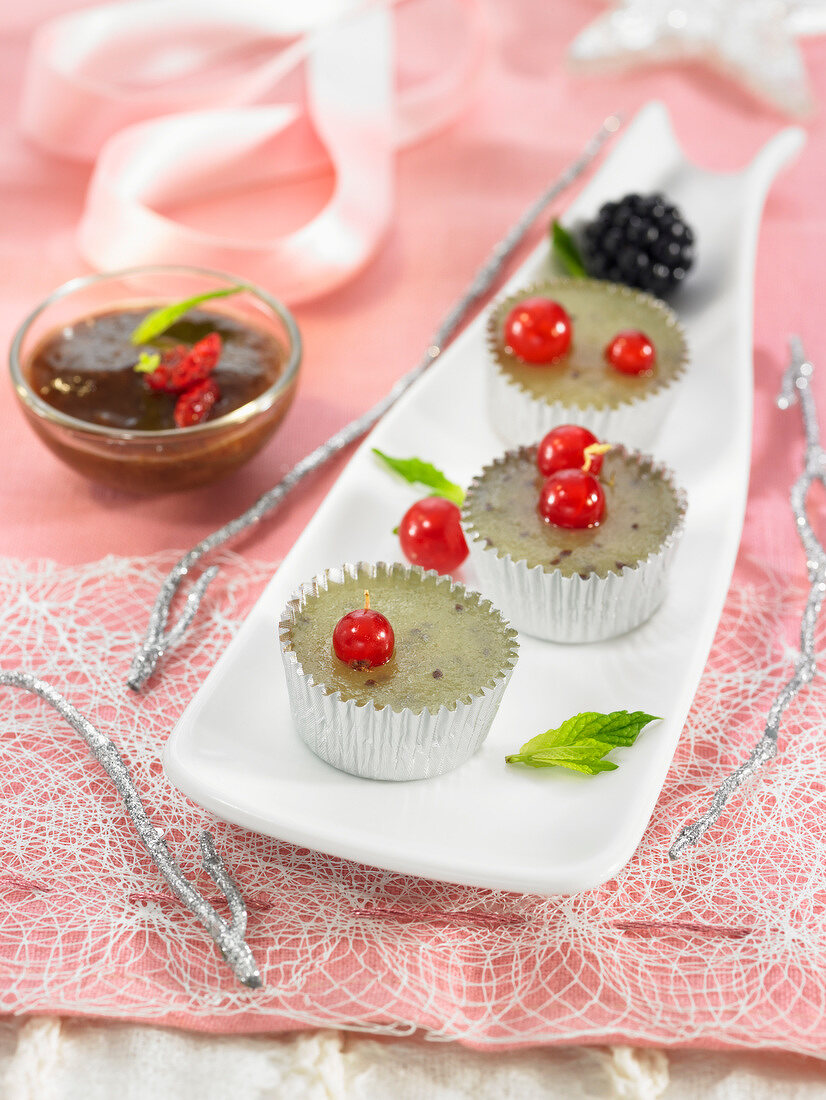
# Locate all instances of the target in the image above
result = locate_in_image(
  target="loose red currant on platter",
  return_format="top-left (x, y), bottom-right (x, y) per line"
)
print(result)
top-left (537, 424), bottom-right (604, 477)
top-left (333, 590), bottom-right (395, 669)
top-left (503, 297), bottom-right (572, 364)
top-left (538, 469), bottom-right (605, 529)
top-left (604, 330), bottom-right (656, 375)
top-left (399, 497), bottom-right (468, 573)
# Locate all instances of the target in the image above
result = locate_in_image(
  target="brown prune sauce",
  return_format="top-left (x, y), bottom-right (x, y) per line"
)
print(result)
top-left (27, 307), bottom-right (284, 431)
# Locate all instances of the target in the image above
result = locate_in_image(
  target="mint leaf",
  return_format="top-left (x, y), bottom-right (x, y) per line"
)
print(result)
top-left (519, 710), bottom-right (658, 755)
top-left (553, 758), bottom-right (618, 775)
top-left (133, 351), bottom-right (161, 374)
top-left (131, 285), bottom-right (248, 345)
top-left (372, 448), bottom-right (464, 505)
top-left (551, 219), bottom-right (587, 278)
top-left (505, 741), bottom-right (619, 773)
top-left (506, 710), bottom-right (659, 775)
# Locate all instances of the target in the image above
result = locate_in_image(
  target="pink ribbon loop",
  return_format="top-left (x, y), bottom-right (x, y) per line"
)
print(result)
top-left (21, 0), bottom-right (487, 301)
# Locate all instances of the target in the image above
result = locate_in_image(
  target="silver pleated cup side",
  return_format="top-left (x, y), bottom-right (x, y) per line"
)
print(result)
top-left (487, 361), bottom-right (681, 451)
top-left (464, 536), bottom-right (680, 642)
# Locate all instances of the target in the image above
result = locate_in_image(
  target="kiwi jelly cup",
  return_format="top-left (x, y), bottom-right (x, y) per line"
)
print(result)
top-left (9, 265), bottom-right (302, 494)
top-left (461, 444), bottom-right (687, 643)
top-left (279, 561), bottom-right (519, 781)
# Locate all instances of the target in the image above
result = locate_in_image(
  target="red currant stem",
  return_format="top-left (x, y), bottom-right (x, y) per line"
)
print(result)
top-left (582, 442), bottom-right (612, 474)
top-left (364, 590), bottom-right (370, 611)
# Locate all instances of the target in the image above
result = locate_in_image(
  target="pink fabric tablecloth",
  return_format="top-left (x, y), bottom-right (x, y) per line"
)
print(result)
top-left (3, 0), bottom-right (826, 1051)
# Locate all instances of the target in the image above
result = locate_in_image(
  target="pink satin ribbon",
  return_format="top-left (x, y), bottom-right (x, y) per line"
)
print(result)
top-left (21, 0), bottom-right (487, 301)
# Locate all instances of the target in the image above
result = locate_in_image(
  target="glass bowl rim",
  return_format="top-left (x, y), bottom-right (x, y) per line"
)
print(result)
top-left (8, 264), bottom-right (303, 442)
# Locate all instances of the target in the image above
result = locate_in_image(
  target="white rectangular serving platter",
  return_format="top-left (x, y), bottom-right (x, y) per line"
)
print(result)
top-left (165, 103), bottom-right (804, 895)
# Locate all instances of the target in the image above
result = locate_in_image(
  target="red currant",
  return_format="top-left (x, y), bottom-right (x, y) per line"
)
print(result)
top-left (537, 424), bottom-right (604, 477)
top-left (399, 497), bottom-right (468, 573)
top-left (538, 469), bottom-right (605, 529)
top-left (333, 591), bottom-right (394, 669)
top-left (173, 378), bottom-right (221, 428)
top-left (604, 330), bottom-right (656, 376)
top-left (503, 297), bottom-right (572, 364)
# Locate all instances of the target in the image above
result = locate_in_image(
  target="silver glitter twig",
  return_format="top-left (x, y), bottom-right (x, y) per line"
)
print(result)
top-left (670, 336), bottom-right (825, 859)
top-left (127, 114), bottom-right (623, 691)
top-left (0, 670), bottom-right (263, 988)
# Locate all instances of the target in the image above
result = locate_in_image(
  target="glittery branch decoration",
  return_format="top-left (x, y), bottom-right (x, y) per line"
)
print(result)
top-left (127, 115), bottom-right (622, 691)
top-left (670, 336), bottom-right (823, 859)
top-left (0, 669), bottom-right (263, 988)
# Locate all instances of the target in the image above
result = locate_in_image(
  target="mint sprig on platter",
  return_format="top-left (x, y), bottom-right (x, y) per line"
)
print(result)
top-left (372, 449), bottom-right (464, 505)
top-left (506, 710), bottom-right (659, 775)
top-left (550, 219), bottom-right (587, 278)
top-left (131, 285), bottom-right (248, 346)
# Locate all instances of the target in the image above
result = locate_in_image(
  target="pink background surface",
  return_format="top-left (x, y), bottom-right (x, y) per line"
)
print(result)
top-left (3, 0), bottom-right (826, 1049)
top-left (2, 0), bottom-right (823, 579)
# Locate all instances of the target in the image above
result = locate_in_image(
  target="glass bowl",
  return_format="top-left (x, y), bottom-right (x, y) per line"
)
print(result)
top-left (9, 265), bottom-right (302, 494)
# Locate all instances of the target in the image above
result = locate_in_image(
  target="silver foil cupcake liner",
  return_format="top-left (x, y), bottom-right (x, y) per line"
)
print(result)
top-left (279, 562), bottom-right (518, 781)
top-left (461, 446), bottom-right (687, 643)
top-left (486, 279), bottom-right (689, 450)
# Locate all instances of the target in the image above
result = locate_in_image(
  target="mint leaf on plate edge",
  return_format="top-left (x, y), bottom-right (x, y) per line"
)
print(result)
top-left (506, 710), bottom-right (660, 775)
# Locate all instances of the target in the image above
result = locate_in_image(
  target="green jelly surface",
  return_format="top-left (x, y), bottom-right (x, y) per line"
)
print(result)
top-left (492, 281), bottom-right (685, 410)
top-left (286, 570), bottom-right (514, 713)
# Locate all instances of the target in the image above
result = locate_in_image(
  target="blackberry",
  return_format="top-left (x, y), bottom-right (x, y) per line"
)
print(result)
top-left (581, 193), bottom-right (694, 297)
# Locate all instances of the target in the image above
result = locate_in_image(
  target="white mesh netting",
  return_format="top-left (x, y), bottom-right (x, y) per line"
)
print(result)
top-left (1, 550), bottom-right (825, 1051)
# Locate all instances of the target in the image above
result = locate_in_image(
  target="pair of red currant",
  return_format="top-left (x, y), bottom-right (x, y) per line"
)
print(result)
top-left (536, 424), bottom-right (607, 529)
top-left (503, 297), bottom-right (655, 376)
